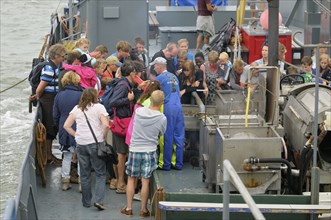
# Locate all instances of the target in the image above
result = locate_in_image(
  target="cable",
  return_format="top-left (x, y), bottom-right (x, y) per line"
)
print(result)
top-left (0, 77), bottom-right (27, 93)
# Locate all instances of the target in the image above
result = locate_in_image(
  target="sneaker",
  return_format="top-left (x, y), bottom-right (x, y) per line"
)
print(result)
top-left (139, 210), bottom-right (150, 218)
top-left (94, 203), bottom-right (106, 211)
top-left (120, 207), bottom-right (133, 217)
top-left (133, 193), bottom-right (141, 201)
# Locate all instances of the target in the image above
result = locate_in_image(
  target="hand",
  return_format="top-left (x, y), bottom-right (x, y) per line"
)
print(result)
top-left (139, 80), bottom-right (150, 89)
top-left (203, 88), bottom-right (208, 96)
top-left (193, 81), bottom-right (200, 87)
top-left (128, 91), bottom-right (134, 101)
top-left (29, 94), bottom-right (37, 101)
top-left (180, 89), bottom-right (185, 97)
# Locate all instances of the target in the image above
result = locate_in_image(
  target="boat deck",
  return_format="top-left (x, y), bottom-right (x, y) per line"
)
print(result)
top-left (36, 163), bottom-right (144, 220)
top-left (35, 153), bottom-right (205, 220)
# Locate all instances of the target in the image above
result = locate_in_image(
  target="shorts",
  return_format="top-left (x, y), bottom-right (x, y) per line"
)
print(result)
top-left (125, 151), bottom-right (158, 178)
top-left (197, 30), bottom-right (211, 38)
top-left (113, 133), bottom-right (128, 154)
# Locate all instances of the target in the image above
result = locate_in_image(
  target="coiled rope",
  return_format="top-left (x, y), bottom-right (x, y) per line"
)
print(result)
top-left (36, 120), bottom-right (47, 187)
top-left (60, 15), bottom-right (80, 36)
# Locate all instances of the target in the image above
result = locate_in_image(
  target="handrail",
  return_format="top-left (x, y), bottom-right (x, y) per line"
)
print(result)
top-left (223, 159), bottom-right (265, 220)
top-left (312, 0), bottom-right (331, 16)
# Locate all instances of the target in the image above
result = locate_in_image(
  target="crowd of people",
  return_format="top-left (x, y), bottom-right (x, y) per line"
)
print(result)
top-left (31, 29), bottom-right (330, 217)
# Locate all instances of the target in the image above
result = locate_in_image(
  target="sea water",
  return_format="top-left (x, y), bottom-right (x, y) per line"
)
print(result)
top-left (0, 0), bottom-right (66, 217)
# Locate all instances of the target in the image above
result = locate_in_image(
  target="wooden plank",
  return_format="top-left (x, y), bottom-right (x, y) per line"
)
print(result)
top-left (158, 201), bottom-right (331, 214)
top-left (149, 12), bottom-right (159, 26)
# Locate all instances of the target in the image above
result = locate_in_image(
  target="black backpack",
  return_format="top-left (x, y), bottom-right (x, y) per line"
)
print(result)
top-left (28, 60), bottom-right (56, 106)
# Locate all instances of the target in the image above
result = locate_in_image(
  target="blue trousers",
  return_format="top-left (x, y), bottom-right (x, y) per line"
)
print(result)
top-left (159, 101), bottom-right (185, 170)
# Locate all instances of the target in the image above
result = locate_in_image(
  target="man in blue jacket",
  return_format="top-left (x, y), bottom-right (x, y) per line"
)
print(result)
top-left (152, 57), bottom-right (185, 170)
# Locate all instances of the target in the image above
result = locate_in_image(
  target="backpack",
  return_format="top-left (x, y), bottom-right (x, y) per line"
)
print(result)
top-left (100, 79), bottom-right (130, 115)
top-left (28, 61), bottom-right (50, 90)
top-left (28, 60), bottom-right (57, 106)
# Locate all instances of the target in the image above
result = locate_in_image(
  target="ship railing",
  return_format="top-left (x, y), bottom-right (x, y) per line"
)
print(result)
top-left (222, 159), bottom-right (265, 220)
top-left (3, 104), bottom-right (42, 220)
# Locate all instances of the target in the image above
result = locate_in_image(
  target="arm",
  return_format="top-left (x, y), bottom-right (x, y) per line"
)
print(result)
top-left (64, 114), bottom-right (76, 137)
top-left (206, 2), bottom-right (217, 11)
top-left (52, 95), bottom-right (60, 128)
top-left (62, 63), bottom-right (78, 71)
top-left (36, 80), bottom-right (48, 99)
top-left (229, 72), bottom-right (244, 91)
top-left (159, 116), bottom-right (167, 136)
top-left (100, 114), bottom-right (109, 139)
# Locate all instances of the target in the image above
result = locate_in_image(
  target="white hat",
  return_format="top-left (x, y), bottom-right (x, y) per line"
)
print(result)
top-left (150, 57), bottom-right (167, 65)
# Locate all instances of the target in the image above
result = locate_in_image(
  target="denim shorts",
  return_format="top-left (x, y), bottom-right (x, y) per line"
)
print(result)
top-left (125, 151), bottom-right (158, 178)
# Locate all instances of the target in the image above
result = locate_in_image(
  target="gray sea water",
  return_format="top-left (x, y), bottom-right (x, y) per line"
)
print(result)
top-left (0, 0), bottom-right (66, 217)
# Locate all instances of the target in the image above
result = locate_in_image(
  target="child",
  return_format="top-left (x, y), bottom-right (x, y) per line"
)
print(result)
top-left (62, 53), bottom-right (97, 89)
top-left (219, 52), bottom-right (232, 82)
top-left (134, 37), bottom-right (149, 71)
top-left (299, 56), bottom-right (314, 83)
top-left (111, 40), bottom-right (132, 63)
top-left (74, 38), bottom-right (90, 54)
top-left (120, 90), bottom-right (167, 218)
top-left (219, 51), bottom-right (232, 68)
top-left (92, 58), bottom-right (107, 95)
top-left (320, 54), bottom-right (331, 86)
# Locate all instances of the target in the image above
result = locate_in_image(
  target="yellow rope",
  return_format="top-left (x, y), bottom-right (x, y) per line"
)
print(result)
top-left (245, 86), bottom-right (251, 128)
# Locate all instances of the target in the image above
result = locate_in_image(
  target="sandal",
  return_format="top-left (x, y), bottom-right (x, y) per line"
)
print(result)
top-left (109, 179), bottom-right (117, 190)
top-left (116, 185), bottom-right (126, 194)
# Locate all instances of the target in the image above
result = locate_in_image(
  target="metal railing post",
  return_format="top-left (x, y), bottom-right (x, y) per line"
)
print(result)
top-left (223, 163), bottom-right (230, 220)
top-left (223, 160), bottom-right (266, 220)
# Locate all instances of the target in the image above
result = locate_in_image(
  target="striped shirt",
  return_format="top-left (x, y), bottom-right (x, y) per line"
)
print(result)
top-left (40, 62), bottom-right (60, 93)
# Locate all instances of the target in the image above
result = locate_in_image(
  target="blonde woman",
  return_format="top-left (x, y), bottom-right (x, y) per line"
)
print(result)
top-left (53, 71), bottom-right (83, 191)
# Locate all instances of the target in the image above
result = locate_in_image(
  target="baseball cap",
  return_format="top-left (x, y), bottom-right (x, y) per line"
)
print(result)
top-left (79, 53), bottom-right (92, 64)
top-left (106, 56), bottom-right (122, 67)
top-left (150, 57), bottom-right (167, 65)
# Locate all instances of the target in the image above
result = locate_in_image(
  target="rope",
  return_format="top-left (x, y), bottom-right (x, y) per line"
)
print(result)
top-left (149, 187), bottom-right (164, 220)
top-left (36, 121), bottom-right (47, 187)
top-left (60, 15), bottom-right (80, 37)
top-left (55, 0), bottom-right (63, 13)
top-left (0, 77), bottom-right (27, 93)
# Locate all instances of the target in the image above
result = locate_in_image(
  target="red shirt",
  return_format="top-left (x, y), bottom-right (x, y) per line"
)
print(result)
top-left (102, 69), bottom-right (114, 79)
top-left (198, 0), bottom-right (212, 16)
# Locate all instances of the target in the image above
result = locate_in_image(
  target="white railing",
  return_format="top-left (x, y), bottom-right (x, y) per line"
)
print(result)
top-left (222, 159), bottom-right (265, 220)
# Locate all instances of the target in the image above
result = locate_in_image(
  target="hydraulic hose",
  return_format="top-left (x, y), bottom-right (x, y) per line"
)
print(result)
top-left (298, 147), bottom-right (313, 194)
top-left (246, 157), bottom-right (293, 193)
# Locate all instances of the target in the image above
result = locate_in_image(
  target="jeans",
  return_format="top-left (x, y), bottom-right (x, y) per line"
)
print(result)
top-left (61, 151), bottom-right (81, 179)
top-left (77, 143), bottom-right (106, 207)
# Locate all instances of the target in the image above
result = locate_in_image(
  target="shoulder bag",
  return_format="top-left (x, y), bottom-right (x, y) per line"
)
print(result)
top-left (83, 111), bottom-right (118, 164)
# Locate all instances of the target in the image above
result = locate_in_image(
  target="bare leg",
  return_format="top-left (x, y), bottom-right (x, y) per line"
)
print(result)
top-left (117, 153), bottom-right (127, 189)
top-left (204, 35), bottom-right (210, 46)
top-left (196, 35), bottom-right (204, 50)
top-left (126, 176), bottom-right (135, 209)
top-left (140, 178), bottom-right (150, 212)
